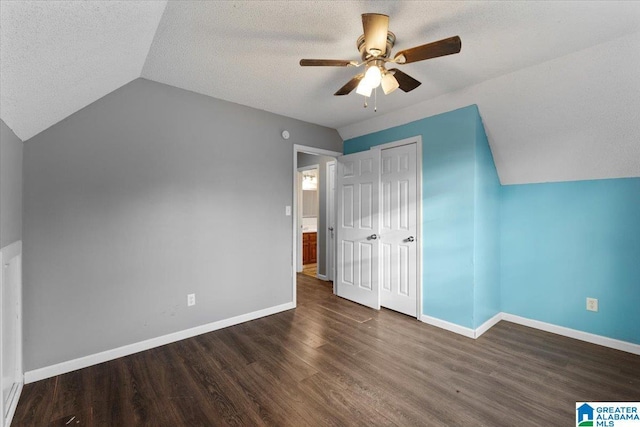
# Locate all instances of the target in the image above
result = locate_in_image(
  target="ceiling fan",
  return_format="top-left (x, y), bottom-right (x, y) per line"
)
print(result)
top-left (300, 13), bottom-right (461, 100)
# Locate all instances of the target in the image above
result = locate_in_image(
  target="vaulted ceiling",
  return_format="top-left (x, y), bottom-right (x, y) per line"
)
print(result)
top-left (2, 1), bottom-right (639, 184)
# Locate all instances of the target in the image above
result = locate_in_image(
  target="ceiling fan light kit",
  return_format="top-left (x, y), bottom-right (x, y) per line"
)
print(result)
top-left (300, 13), bottom-right (462, 110)
top-left (356, 81), bottom-right (373, 97)
top-left (356, 65), bottom-right (382, 97)
top-left (381, 72), bottom-right (400, 95)
top-left (364, 65), bottom-right (382, 87)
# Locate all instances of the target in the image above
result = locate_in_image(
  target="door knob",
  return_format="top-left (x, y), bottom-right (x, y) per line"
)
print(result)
top-left (406, 236), bottom-right (415, 242)
top-left (368, 234), bottom-right (378, 240)
top-left (328, 227), bottom-right (334, 231)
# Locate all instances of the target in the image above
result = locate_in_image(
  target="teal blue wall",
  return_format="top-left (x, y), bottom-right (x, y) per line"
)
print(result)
top-left (501, 178), bottom-right (640, 345)
top-left (345, 105), bottom-right (639, 346)
top-left (345, 105), bottom-right (479, 328)
top-left (473, 113), bottom-right (501, 328)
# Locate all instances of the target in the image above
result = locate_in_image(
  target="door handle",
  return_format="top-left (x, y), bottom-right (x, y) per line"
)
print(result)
top-left (328, 227), bottom-right (334, 231)
top-left (368, 234), bottom-right (378, 240)
top-left (406, 236), bottom-right (415, 242)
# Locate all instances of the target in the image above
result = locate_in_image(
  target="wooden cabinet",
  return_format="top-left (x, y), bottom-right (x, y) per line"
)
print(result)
top-left (310, 233), bottom-right (317, 263)
top-left (302, 232), bottom-right (317, 265)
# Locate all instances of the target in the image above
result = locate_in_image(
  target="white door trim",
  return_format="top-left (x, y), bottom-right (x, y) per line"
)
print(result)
top-left (371, 136), bottom-right (423, 320)
top-left (296, 171), bottom-right (304, 272)
top-left (326, 160), bottom-right (337, 287)
top-left (0, 240), bottom-right (23, 427)
top-left (292, 145), bottom-right (342, 307)
top-left (370, 135), bottom-right (422, 151)
top-left (297, 164), bottom-right (320, 172)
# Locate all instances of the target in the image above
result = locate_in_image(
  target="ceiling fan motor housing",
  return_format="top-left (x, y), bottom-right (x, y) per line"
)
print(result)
top-left (357, 31), bottom-right (396, 61)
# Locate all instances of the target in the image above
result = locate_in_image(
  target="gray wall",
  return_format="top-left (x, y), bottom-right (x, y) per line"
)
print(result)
top-left (0, 120), bottom-right (23, 248)
top-left (23, 78), bottom-right (343, 370)
top-left (297, 153), bottom-right (335, 277)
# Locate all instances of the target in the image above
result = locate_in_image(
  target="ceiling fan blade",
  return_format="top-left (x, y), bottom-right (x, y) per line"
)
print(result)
top-left (334, 74), bottom-right (364, 96)
top-left (300, 59), bottom-right (355, 67)
top-left (362, 13), bottom-right (389, 56)
top-left (388, 69), bottom-right (421, 92)
top-left (394, 36), bottom-right (461, 64)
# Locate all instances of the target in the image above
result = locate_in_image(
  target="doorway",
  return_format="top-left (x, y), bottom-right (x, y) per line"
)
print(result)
top-left (335, 136), bottom-right (422, 318)
top-left (292, 145), bottom-right (341, 306)
top-left (298, 165), bottom-right (319, 278)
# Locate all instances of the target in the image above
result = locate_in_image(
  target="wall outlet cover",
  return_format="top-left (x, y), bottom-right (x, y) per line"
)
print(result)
top-left (187, 293), bottom-right (196, 307)
top-left (586, 297), bottom-right (598, 312)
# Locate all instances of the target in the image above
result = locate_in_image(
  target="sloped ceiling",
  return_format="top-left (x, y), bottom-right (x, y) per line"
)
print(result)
top-left (1, 1), bottom-right (639, 184)
top-left (0, 1), bottom-right (167, 142)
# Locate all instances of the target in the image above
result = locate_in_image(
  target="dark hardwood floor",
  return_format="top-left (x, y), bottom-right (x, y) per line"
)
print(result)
top-left (13, 274), bottom-right (640, 426)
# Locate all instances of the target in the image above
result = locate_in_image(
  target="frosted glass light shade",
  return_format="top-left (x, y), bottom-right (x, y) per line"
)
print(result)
top-left (363, 66), bottom-right (382, 88)
top-left (356, 82), bottom-right (373, 97)
top-left (381, 73), bottom-right (399, 94)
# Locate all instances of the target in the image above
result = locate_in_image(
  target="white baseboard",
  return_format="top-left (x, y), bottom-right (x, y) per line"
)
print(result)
top-left (502, 313), bottom-right (640, 356)
top-left (421, 311), bottom-right (640, 356)
top-left (24, 303), bottom-right (640, 384)
top-left (316, 273), bottom-right (328, 281)
top-left (420, 314), bottom-right (475, 339)
top-left (474, 312), bottom-right (503, 338)
top-left (24, 302), bottom-right (295, 384)
top-left (4, 381), bottom-right (23, 427)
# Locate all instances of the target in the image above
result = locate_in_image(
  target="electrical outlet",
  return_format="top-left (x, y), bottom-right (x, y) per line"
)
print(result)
top-left (187, 293), bottom-right (196, 307)
top-left (586, 297), bottom-right (598, 312)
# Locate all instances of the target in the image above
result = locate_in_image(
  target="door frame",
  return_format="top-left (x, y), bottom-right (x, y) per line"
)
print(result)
top-left (0, 240), bottom-right (23, 427)
top-left (325, 160), bottom-right (337, 287)
top-left (370, 136), bottom-right (423, 320)
top-left (292, 145), bottom-right (342, 307)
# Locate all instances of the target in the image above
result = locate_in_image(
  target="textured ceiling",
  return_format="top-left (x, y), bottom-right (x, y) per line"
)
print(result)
top-left (0, 0), bottom-right (167, 141)
top-left (1, 1), bottom-right (639, 184)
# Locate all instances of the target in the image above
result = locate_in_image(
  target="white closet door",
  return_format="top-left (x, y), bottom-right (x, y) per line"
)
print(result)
top-left (380, 143), bottom-right (418, 316)
top-left (336, 151), bottom-right (380, 310)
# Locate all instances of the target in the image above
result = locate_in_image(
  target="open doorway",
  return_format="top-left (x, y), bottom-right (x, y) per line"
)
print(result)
top-left (292, 145), bottom-right (341, 306)
top-left (297, 165), bottom-right (319, 278)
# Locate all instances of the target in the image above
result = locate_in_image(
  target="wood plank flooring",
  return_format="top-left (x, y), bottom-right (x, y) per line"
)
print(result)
top-left (13, 274), bottom-right (640, 426)
top-left (301, 263), bottom-right (317, 278)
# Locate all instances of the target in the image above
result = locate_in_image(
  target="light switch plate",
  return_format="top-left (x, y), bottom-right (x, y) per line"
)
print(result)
top-left (285, 206), bottom-right (291, 216)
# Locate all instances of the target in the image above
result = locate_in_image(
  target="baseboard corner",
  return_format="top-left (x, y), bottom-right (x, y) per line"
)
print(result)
top-left (420, 314), bottom-right (475, 339)
top-left (474, 312), bottom-right (503, 338)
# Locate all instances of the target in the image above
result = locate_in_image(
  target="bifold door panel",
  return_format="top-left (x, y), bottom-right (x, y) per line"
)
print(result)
top-left (336, 143), bottom-right (418, 316)
top-left (379, 144), bottom-right (418, 316)
top-left (336, 151), bottom-right (380, 309)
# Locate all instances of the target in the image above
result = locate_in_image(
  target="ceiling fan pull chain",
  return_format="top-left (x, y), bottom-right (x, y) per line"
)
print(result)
top-left (372, 87), bottom-right (377, 112)
top-left (363, 98), bottom-right (368, 108)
